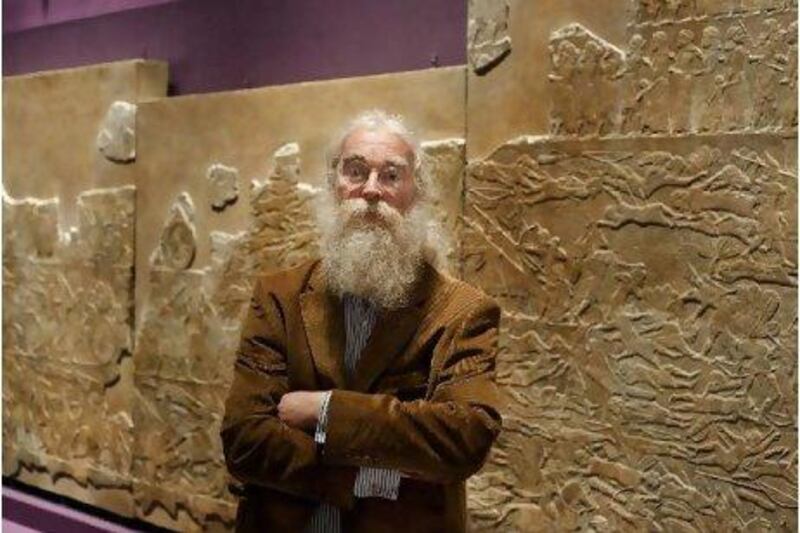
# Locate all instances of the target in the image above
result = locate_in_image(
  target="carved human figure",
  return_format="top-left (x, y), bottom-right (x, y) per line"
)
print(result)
top-left (669, 29), bottom-right (703, 133)
top-left (638, 0), bottom-right (664, 22)
top-left (641, 31), bottom-right (671, 134)
top-left (597, 49), bottom-right (624, 135)
top-left (621, 34), bottom-right (653, 134)
top-left (752, 18), bottom-right (783, 129)
top-left (694, 26), bottom-right (725, 132)
top-left (576, 40), bottom-right (604, 135)
top-left (721, 25), bottom-right (751, 130)
top-left (665, 0), bottom-right (694, 19)
top-left (548, 39), bottom-right (580, 135)
top-left (776, 20), bottom-right (798, 128)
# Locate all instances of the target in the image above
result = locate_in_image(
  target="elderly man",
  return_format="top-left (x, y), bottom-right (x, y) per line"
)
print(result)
top-left (221, 110), bottom-right (503, 532)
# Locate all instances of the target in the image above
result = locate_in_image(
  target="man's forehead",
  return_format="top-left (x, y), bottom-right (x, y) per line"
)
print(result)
top-left (340, 127), bottom-right (413, 162)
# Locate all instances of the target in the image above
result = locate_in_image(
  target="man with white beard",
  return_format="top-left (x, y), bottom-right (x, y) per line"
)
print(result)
top-left (221, 110), bottom-right (503, 533)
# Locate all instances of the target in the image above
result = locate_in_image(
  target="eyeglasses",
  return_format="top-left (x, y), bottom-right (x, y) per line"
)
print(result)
top-left (336, 156), bottom-right (410, 189)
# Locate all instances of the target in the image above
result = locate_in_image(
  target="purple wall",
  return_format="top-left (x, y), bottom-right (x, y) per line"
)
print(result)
top-left (3, 0), bottom-right (180, 32)
top-left (3, 0), bottom-right (467, 95)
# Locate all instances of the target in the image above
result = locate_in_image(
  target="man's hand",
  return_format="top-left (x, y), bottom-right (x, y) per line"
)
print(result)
top-left (277, 390), bottom-right (327, 432)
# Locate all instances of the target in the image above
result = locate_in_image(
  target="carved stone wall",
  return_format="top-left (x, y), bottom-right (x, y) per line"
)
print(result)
top-left (3, 2), bottom-right (797, 530)
top-left (3, 186), bottom-right (137, 515)
top-left (466, 1), bottom-right (797, 531)
top-left (2, 60), bottom-right (166, 517)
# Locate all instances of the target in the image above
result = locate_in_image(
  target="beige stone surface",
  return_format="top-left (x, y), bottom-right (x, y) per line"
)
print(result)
top-left (2, 60), bottom-right (166, 518)
top-left (468, 0), bottom-right (512, 74)
top-left (97, 101), bottom-right (137, 163)
top-left (465, 1), bottom-right (797, 531)
top-left (421, 138), bottom-right (466, 270)
top-left (3, 60), bottom-right (167, 226)
top-left (467, 0), bottom-right (631, 159)
top-left (207, 163), bottom-right (240, 211)
top-left (3, 186), bottom-right (137, 516)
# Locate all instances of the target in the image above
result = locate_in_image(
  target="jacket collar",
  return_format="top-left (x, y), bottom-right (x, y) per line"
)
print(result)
top-left (299, 258), bottom-right (436, 392)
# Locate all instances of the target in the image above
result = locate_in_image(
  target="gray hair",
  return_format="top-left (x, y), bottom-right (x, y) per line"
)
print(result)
top-left (325, 109), bottom-right (432, 200)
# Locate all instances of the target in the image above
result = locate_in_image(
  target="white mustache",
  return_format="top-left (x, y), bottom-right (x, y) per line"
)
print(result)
top-left (340, 198), bottom-right (403, 229)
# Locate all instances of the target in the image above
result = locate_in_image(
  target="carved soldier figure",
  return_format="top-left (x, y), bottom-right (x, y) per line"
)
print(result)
top-left (670, 29), bottom-right (703, 133)
top-left (722, 25), bottom-right (751, 130)
top-left (549, 39), bottom-right (580, 135)
top-left (621, 33), bottom-right (653, 134)
top-left (666, 0), bottom-right (694, 20)
top-left (777, 20), bottom-right (798, 128)
top-left (694, 25), bottom-right (725, 133)
top-left (576, 40), bottom-right (604, 135)
top-left (637, 0), bottom-right (664, 22)
top-left (598, 47), bottom-right (625, 135)
top-left (221, 110), bottom-right (503, 532)
top-left (752, 18), bottom-right (783, 128)
top-left (641, 31), bottom-right (672, 134)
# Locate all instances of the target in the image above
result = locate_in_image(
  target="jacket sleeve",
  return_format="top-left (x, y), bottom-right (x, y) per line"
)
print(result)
top-left (220, 277), bottom-right (358, 509)
top-left (320, 295), bottom-right (504, 483)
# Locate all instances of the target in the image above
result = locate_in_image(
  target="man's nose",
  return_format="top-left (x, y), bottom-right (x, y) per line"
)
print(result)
top-left (361, 169), bottom-right (382, 201)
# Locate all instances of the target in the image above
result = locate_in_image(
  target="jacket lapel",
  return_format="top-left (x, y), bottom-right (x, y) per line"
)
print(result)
top-left (299, 263), bottom-right (348, 389)
top-left (350, 262), bottom-right (436, 392)
top-left (299, 260), bottom-right (437, 393)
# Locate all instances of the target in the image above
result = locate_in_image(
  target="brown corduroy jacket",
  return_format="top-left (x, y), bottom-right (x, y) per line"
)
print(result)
top-left (220, 258), bottom-right (503, 532)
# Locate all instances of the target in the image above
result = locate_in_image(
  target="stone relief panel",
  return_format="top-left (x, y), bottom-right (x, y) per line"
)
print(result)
top-left (466, 1), bottom-right (796, 530)
top-left (3, 186), bottom-right (137, 516)
top-left (463, 134), bottom-right (796, 532)
top-left (635, 0), bottom-right (797, 24)
top-left (3, 60), bottom-right (167, 223)
top-left (130, 154), bottom-right (317, 530)
top-left (548, 8), bottom-right (797, 137)
top-left (132, 229), bottom-right (250, 530)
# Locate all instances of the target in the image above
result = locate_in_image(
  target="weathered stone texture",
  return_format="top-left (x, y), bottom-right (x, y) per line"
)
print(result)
top-left (468, 0), bottom-right (512, 74)
top-left (133, 193), bottom-right (252, 530)
top-left (249, 142), bottom-right (320, 274)
top-left (465, 2), bottom-right (797, 530)
top-left (463, 135), bottom-right (797, 531)
top-left (421, 138), bottom-right (466, 272)
top-left (207, 163), bottom-right (239, 212)
top-left (149, 192), bottom-right (198, 270)
top-left (549, 10), bottom-right (797, 137)
top-left (3, 186), bottom-right (137, 515)
top-left (97, 101), bottom-right (137, 163)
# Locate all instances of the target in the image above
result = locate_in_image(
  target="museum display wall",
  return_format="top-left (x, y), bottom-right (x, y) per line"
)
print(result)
top-left (3, 0), bottom-right (797, 531)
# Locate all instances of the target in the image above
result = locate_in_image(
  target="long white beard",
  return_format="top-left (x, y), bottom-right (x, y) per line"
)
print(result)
top-left (313, 189), bottom-right (444, 310)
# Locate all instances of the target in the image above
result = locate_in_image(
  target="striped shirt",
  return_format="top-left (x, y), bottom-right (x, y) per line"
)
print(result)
top-left (305, 293), bottom-right (402, 532)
